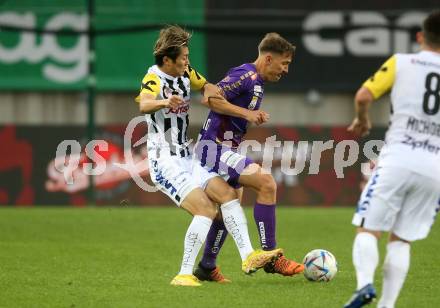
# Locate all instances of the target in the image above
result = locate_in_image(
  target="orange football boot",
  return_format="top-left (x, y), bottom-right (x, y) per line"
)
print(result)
top-left (264, 254), bottom-right (304, 276)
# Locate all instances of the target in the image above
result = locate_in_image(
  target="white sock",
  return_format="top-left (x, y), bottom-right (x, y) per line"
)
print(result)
top-left (220, 199), bottom-right (254, 260)
top-left (353, 232), bottom-right (379, 290)
top-left (377, 241), bottom-right (410, 308)
top-left (178, 215), bottom-right (212, 275)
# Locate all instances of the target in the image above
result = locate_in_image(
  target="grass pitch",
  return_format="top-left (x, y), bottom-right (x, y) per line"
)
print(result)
top-left (0, 206), bottom-right (439, 308)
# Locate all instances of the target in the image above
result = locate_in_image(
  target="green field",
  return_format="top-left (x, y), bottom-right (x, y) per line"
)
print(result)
top-left (0, 207), bottom-right (439, 308)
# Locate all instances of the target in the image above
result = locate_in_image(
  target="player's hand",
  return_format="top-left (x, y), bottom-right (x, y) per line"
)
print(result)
top-left (165, 95), bottom-right (184, 110)
top-left (348, 117), bottom-right (371, 137)
top-left (257, 110), bottom-right (270, 125)
top-left (246, 110), bottom-right (269, 125)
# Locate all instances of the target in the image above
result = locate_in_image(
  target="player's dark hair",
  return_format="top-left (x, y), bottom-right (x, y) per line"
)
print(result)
top-left (258, 33), bottom-right (295, 56)
top-left (423, 11), bottom-right (440, 48)
top-left (154, 25), bottom-right (191, 66)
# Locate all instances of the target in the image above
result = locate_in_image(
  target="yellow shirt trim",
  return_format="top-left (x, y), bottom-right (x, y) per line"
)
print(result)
top-left (187, 66), bottom-right (207, 91)
top-left (135, 73), bottom-right (161, 103)
top-left (362, 55), bottom-right (396, 99)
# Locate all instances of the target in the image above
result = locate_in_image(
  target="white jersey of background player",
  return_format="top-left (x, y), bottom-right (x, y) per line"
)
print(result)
top-left (344, 11), bottom-right (440, 308)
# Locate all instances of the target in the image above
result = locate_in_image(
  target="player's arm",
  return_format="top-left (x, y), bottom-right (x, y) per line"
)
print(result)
top-left (187, 65), bottom-right (266, 124)
top-left (185, 66), bottom-right (221, 106)
top-left (348, 56), bottom-right (396, 137)
top-left (206, 71), bottom-right (269, 124)
top-left (135, 73), bottom-right (182, 114)
top-left (138, 93), bottom-right (182, 114)
top-left (206, 94), bottom-right (268, 125)
top-left (186, 65), bottom-right (230, 108)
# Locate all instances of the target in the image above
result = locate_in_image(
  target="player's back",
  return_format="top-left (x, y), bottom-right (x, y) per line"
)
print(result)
top-left (379, 50), bottom-right (440, 180)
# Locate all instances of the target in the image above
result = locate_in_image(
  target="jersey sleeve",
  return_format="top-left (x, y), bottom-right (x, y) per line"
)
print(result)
top-left (135, 73), bottom-right (161, 103)
top-left (216, 70), bottom-right (255, 102)
top-left (362, 55), bottom-right (396, 99)
top-left (186, 66), bottom-right (207, 91)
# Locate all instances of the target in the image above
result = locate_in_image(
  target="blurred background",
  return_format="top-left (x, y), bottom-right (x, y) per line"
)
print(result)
top-left (0, 0), bottom-right (438, 206)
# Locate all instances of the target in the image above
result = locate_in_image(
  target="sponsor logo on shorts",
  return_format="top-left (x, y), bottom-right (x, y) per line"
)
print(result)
top-left (151, 160), bottom-right (178, 197)
top-left (357, 170), bottom-right (380, 213)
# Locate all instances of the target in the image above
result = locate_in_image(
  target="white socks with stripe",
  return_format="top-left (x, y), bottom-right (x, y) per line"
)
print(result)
top-left (353, 232), bottom-right (379, 290)
top-left (378, 241), bottom-right (410, 308)
top-left (220, 199), bottom-right (254, 260)
top-left (178, 215), bottom-right (212, 275)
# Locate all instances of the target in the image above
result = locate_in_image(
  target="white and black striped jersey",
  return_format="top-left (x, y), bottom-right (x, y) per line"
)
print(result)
top-left (136, 65), bottom-right (206, 157)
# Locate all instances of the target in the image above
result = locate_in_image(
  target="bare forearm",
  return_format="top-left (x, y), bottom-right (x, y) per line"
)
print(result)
top-left (355, 100), bottom-right (371, 120)
top-left (354, 87), bottom-right (374, 120)
top-left (207, 96), bottom-right (248, 119)
top-left (139, 99), bottom-right (167, 114)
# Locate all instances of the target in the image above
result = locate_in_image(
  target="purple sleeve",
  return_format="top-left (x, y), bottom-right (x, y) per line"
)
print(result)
top-left (216, 69), bottom-right (253, 102)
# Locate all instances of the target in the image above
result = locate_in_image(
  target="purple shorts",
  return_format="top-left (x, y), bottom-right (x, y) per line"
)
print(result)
top-left (194, 140), bottom-right (253, 189)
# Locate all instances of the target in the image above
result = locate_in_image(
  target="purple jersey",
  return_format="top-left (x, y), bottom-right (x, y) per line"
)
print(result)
top-left (199, 63), bottom-right (264, 148)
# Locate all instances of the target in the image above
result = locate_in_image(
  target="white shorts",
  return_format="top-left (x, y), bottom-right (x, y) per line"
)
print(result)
top-left (352, 166), bottom-right (440, 241)
top-left (148, 153), bottom-right (217, 206)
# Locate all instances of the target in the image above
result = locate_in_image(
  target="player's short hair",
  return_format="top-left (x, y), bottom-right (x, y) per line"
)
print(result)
top-left (423, 10), bottom-right (440, 48)
top-left (153, 25), bottom-right (191, 66)
top-left (258, 33), bottom-right (295, 56)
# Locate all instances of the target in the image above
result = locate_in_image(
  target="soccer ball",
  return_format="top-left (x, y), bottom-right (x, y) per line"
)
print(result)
top-left (302, 249), bottom-right (338, 282)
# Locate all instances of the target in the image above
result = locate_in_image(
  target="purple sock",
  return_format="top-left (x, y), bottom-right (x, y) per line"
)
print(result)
top-left (254, 203), bottom-right (276, 250)
top-left (200, 218), bottom-right (228, 270)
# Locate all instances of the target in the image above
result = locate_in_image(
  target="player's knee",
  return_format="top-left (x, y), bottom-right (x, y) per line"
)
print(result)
top-left (195, 197), bottom-right (217, 219)
top-left (217, 185), bottom-right (238, 204)
top-left (356, 227), bottom-right (381, 239)
top-left (259, 174), bottom-right (277, 196)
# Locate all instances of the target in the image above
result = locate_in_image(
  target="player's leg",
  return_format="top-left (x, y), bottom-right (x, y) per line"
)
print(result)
top-left (169, 188), bottom-right (216, 286)
top-left (378, 174), bottom-right (440, 308)
top-left (204, 176), bottom-right (282, 274)
top-left (377, 233), bottom-right (410, 308)
top-left (344, 228), bottom-right (382, 308)
top-left (196, 188), bottom-right (242, 281)
top-left (354, 229), bottom-right (383, 289)
top-left (148, 156), bottom-right (215, 286)
top-left (195, 209), bottom-right (231, 283)
top-left (236, 187), bottom-right (244, 202)
top-left (239, 163), bottom-right (304, 276)
top-left (239, 164), bottom-right (277, 249)
top-left (194, 144), bottom-right (282, 277)
top-left (204, 176), bottom-right (252, 259)
top-left (345, 167), bottom-right (408, 307)
top-left (197, 211), bottom-right (227, 266)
